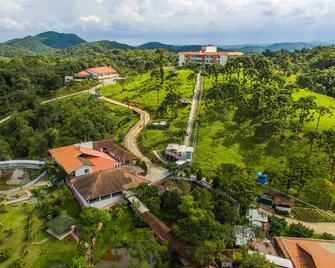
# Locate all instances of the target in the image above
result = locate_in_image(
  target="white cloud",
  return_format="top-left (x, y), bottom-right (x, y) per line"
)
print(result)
top-left (0, 17), bottom-right (29, 31)
top-left (0, 0), bottom-right (335, 44)
top-left (79, 15), bottom-right (101, 24)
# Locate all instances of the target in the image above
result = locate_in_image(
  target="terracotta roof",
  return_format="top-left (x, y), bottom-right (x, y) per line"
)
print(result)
top-left (87, 66), bottom-right (117, 75)
top-left (49, 145), bottom-right (119, 174)
top-left (70, 166), bottom-right (149, 200)
top-left (74, 70), bottom-right (91, 77)
top-left (49, 145), bottom-right (85, 174)
top-left (178, 51), bottom-right (244, 56)
top-left (93, 139), bottom-right (137, 162)
top-left (275, 237), bottom-right (335, 268)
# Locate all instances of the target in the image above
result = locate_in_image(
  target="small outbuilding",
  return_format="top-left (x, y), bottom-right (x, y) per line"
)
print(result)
top-left (46, 214), bottom-right (77, 240)
top-left (273, 194), bottom-right (293, 214)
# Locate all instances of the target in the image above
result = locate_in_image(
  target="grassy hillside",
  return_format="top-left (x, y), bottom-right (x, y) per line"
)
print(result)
top-left (99, 68), bottom-right (196, 159)
top-left (193, 75), bottom-right (335, 173)
top-left (99, 69), bottom-right (195, 112)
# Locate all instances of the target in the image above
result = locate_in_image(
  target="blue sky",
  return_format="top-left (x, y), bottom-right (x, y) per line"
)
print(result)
top-left (0, 0), bottom-right (334, 45)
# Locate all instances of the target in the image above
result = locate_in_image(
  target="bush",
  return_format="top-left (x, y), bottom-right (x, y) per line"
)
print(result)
top-left (0, 248), bottom-right (11, 263)
top-left (285, 223), bottom-right (314, 238)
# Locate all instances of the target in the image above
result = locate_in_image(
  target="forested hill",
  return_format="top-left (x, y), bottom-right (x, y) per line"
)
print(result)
top-left (1, 31), bottom-right (86, 56)
top-left (264, 46), bottom-right (335, 98)
top-left (1, 31), bottom-right (329, 57)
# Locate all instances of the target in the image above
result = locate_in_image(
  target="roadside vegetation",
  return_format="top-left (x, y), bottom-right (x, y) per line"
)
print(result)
top-left (0, 95), bottom-right (137, 160)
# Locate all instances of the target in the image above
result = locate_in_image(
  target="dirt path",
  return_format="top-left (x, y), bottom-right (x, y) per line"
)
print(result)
top-left (99, 96), bottom-right (169, 183)
top-left (285, 217), bottom-right (335, 235)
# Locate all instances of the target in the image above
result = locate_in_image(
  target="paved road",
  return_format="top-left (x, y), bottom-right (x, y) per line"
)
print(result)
top-left (184, 72), bottom-right (201, 146)
top-left (0, 85), bottom-right (102, 125)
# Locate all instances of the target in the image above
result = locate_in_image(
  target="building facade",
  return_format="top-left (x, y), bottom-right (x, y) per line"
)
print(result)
top-left (178, 45), bottom-right (243, 67)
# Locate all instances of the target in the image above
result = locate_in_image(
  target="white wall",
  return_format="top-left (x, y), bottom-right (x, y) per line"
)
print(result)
top-left (219, 55), bottom-right (229, 65)
top-left (178, 54), bottom-right (185, 66)
top-left (75, 165), bottom-right (91, 177)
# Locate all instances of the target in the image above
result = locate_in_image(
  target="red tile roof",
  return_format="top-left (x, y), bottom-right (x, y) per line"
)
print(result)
top-left (275, 237), bottom-right (335, 268)
top-left (74, 70), bottom-right (91, 77)
top-left (87, 66), bottom-right (117, 75)
top-left (49, 145), bottom-right (119, 174)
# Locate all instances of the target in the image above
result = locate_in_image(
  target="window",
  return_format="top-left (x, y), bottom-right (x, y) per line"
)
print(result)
top-left (101, 194), bottom-right (111, 200)
top-left (84, 169), bottom-right (90, 174)
top-left (112, 191), bottom-right (123, 197)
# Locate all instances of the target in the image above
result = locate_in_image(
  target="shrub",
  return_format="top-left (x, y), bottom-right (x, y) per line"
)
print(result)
top-left (0, 248), bottom-right (11, 263)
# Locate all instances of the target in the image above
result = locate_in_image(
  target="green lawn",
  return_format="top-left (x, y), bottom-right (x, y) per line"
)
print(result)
top-left (99, 69), bottom-right (196, 161)
top-left (0, 189), bottom-right (81, 268)
top-left (99, 69), bottom-right (195, 113)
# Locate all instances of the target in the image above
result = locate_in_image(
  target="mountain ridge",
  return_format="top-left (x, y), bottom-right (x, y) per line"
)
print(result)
top-left (0, 31), bottom-right (331, 57)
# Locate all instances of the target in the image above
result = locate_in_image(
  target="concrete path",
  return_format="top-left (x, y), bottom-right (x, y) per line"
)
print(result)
top-left (184, 72), bottom-right (201, 146)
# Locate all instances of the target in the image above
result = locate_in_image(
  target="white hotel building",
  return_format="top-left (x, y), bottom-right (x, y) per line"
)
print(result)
top-left (178, 45), bottom-right (243, 67)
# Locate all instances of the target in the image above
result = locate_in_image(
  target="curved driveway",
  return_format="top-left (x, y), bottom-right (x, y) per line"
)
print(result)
top-left (99, 96), bottom-right (169, 182)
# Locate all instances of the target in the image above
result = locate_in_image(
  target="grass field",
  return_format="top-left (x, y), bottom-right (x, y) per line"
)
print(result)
top-left (99, 69), bottom-right (195, 112)
top-left (99, 68), bottom-right (196, 161)
top-left (0, 203), bottom-right (78, 268)
top-left (192, 74), bottom-right (335, 173)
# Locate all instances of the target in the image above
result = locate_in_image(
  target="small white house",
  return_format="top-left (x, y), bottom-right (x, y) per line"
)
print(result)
top-left (165, 144), bottom-right (194, 163)
top-left (246, 208), bottom-right (268, 228)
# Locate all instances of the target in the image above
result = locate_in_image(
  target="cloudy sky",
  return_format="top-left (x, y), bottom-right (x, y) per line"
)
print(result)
top-left (0, 0), bottom-right (334, 45)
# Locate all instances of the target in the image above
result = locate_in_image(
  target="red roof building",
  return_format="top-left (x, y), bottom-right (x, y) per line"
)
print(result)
top-left (275, 237), bottom-right (335, 268)
top-left (49, 144), bottom-right (120, 177)
top-left (74, 66), bottom-right (118, 80)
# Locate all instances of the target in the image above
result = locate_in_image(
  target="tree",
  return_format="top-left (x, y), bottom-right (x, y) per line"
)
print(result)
top-left (155, 48), bottom-right (168, 85)
top-left (128, 229), bottom-right (168, 268)
top-left (193, 240), bottom-right (225, 266)
top-left (269, 215), bottom-right (287, 236)
top-left (70, 256), bottom-right (94, 268)
top-left (134, 184), bottom-right (161, 215)
top-left (285, 223), bottom-right (314, 238)
top-left (315, 106), bottom-right (331, 131)
top-left (320, 232), bottom-right (335, 240)
top-left (235, 251), bottom-right (277, 268)
top-left (293, 96), bottom-right (317, 135)
top-left (9, 257), bottom-right (25, 268)
top-left (196, 168), bottom-right (203, 181)
top-left (0, 248), bottom-right (11, 263)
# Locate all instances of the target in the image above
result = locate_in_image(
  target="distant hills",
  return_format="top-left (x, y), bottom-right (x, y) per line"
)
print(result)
top-left (0, 31), bottom-right (330, 57)
top-left (1, 31), bottom-right (86, 56)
